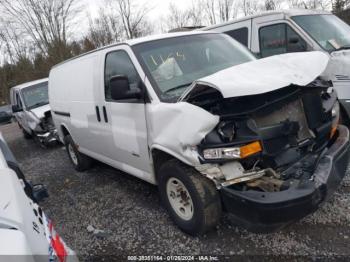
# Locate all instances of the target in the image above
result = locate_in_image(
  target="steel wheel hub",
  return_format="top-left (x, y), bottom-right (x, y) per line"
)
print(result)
top-left (68, 144), bottom-right (78, 166)
top-left (166, 177), bottom-right (194, 221)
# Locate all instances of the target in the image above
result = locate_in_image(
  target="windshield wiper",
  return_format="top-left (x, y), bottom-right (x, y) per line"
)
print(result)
top-left (164, 83), bottom-right (193, 94)
top-left (334, 45), bottom-right (350, 52)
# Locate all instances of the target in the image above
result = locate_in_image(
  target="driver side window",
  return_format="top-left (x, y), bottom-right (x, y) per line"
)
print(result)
top-left (16, 92), bottom-right (23, 108)
top-left (104, 50), bottom-right (141, 101)
top-left (259, 23), bottom-right (307, 58)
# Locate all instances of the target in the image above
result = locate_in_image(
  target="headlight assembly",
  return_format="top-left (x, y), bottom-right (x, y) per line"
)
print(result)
top-left (203, 147), bottom-right (240, 160)
top-left (217, 121), bottom-right (235, 142)
top-left (203, 141), bottom-right (262, 160)
top-left (331, 101), bottom-right (340, 138)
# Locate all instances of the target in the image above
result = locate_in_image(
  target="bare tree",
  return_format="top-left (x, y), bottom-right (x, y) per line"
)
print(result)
top-left (265, 0), bottom-right (276, 10)
top-left (218, 0), bottom-right (235, 22)
top-left (166, 3), bottom-right (192, 29)
top-left (204, 0), bottom-right (217, 25)
top-left (87, 7), bottom-right (123, 48)
top-left (264, 0), bottom-right (284, 10)
top-left (332, 0), bottom-right (350, 12)
top-left (333, 0), bottom-right (350, 24)
top-left (287, 0), bottom-right (332, 9)
top-left (203, 0), bottom-right (238, 25)
top-left (188, 1), bottom-right (207, 26)
top-left (0, 0), bottom-right (80, 59)
top-left (0, 23), bottom-right (31, 63)
top-left (165, 1), bottom-right (206, 30)
top-left (108, 0), bottom-right (152, 39)
top-left (241, 0), bottom-right (261, 16)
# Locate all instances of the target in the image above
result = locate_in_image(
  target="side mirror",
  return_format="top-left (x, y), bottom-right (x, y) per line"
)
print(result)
top-left (12, 105), bottom-right (23, 113)
top-left (288, 36), bottom-right (300, 45)
top-left (288, 37), bottom-right (307, 52)
top-left (109, 75), bottom-right (142, 101)
top-left (254, 52), bottom-right (262, 59)
top-left (32, 184), bottom-right (49, 202)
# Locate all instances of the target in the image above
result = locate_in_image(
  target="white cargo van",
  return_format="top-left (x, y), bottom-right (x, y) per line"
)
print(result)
top-left (10, 78), bottom-right (58, 145)
top-left (49, 31), bottom-right (350, 235)
top-left (204, 9), bottom-right (350, 123)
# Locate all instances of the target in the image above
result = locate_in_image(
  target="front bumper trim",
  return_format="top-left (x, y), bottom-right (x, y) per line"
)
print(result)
top-left (220, 125), bottom-right (350, 232)
top-left (36, 129), bottom-right (59, 145)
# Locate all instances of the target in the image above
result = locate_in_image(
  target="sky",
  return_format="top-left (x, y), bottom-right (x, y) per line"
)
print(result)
top-left (77, 0), bottom-right (198, 36)
top-left (84, 0), bottom-right (192, 21)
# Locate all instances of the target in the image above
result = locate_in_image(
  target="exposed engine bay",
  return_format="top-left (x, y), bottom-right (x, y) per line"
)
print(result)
top-left (183, 79), bottom-right (340, 193)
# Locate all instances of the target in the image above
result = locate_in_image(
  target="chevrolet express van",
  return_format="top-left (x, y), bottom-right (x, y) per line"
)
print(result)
top-left (10, 78), bottom-right (58, 145)
top-left (49, 31), bottom-right (349, 235)
top-left (204, 9), bottom-right (350, 123)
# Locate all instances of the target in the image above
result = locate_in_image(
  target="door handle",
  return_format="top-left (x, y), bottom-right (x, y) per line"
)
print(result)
top-left (103, 106), bottom-right (108, 123)
top-left (95, 106), bottom-right (101, 122)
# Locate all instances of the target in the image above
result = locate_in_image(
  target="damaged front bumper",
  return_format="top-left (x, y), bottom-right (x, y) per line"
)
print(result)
top-left (220, 125), bottom-right (350, 232)
top-left (36, 129), bottom-right (59, 146)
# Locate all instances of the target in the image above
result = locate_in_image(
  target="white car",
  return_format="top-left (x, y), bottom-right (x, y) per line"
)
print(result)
top-left (0, 132), bottom-right (77, 261)
top-left (10, 78), bottom-right (58, 145)
top-left (49, 31), bottom-right (350, 235)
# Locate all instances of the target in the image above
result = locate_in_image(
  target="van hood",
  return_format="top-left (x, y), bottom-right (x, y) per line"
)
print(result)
top-left (30, 104), bottom-right (51, 119)
top-left (180, 51), bottom-right (329, 100)
top-left (149, 52), bottom-right (330, 167)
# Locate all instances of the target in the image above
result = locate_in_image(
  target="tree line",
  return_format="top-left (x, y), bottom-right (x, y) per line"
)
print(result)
top-left (0, 0), bottom-right (349, 104)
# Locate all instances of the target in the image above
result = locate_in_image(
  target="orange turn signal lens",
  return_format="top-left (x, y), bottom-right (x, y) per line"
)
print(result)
top-left (240, 141), bottom-right (262, 158)
top-left (330, 126), bottom-right (338, 139)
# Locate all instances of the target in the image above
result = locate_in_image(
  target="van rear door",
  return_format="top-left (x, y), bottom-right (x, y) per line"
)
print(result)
top-left (51, 53), bottom-right (113, 159)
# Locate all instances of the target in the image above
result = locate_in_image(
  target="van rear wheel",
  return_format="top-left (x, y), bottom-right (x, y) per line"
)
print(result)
top-left (65, 135), bottom-right (92, 172)
top-left (158, 159), bottom-right (222, 235)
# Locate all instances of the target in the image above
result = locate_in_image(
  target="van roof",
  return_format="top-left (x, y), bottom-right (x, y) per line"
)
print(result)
top-left (203, 9), bottom-right (331, 30)
top-left (123, 30), bottom-right (217, 46)
top-left (52, 31), bottom-right (218, 69)
top-left (10, 78), bottom-right (48, 91)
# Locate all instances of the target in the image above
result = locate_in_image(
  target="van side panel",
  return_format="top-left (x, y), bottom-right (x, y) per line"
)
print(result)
top-left (206, 19), bottom-right (252, 49)
top-left (49, 54), bottom-right (101, 149)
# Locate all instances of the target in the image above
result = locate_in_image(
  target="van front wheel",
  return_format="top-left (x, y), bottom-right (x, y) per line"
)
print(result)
top-left (65, 135), bottom-right (92, 172)
top-left (158, 159), bottom-right (222, 235)
top-left (22, 129), bottom-right (32, 139)
top-left (19, 123), bottom-right (32, 139)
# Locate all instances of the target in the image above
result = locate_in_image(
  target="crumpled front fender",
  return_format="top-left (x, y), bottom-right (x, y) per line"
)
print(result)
top-left (148, 102), bottom-right (219, 166)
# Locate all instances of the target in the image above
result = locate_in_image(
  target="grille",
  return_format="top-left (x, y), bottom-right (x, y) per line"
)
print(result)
top-left (335, 75), bottom-right (350, 81)
top-left (253, 99), bottom-right (313, 142)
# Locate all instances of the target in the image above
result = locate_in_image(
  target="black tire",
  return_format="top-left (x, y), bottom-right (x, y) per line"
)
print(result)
top-left (22, 128), bottom-right (32, 139)
top-left (340, 106), bottom-right (350, 127)
top-left (158, 159), bottom-right (222, 235)
top-left (64, 135), bottom-right (92, 172)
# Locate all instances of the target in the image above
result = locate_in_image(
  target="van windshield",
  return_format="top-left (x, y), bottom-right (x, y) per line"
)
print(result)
top-left (22, 82), bottom-right (49, 110)
top-left (292, 14), bottom-right (350, 52)
top-left (133, 33), bottom-right (255, 101)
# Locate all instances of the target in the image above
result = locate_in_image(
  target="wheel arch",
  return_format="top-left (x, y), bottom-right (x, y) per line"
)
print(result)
top-left (151, 145), bottom-right (195, 184)
top-left (59, 124), bottom-right (71, 143)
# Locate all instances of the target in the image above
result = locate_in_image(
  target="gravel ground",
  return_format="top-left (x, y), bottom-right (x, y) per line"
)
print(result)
top-left (2, 122), bottom-right (350, 261)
